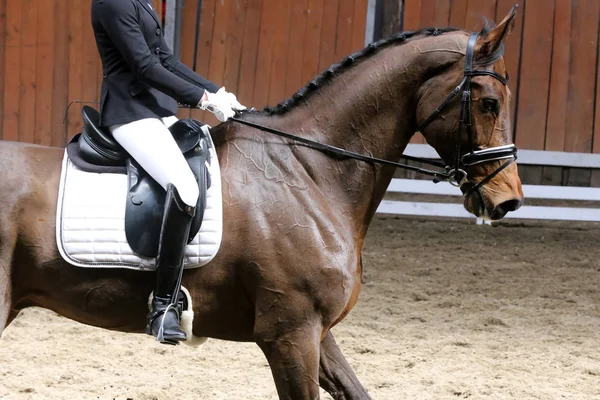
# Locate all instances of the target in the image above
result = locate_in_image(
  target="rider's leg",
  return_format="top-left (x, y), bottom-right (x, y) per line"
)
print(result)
top-left (110, 117), bottom-right (199, 207)
top-left (110, 118), bottom-right (198, 344)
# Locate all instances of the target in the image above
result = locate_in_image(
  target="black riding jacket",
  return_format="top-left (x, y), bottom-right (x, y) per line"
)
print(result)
top-left (91, 0), bottom-right (219, 126)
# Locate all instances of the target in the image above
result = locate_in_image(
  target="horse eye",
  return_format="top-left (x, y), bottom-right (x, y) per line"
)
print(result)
top-left (482, 98), bottom-right (500, 113)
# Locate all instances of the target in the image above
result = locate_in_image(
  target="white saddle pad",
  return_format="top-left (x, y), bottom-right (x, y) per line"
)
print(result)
top-left (56, 133), bottom-right (223, 271)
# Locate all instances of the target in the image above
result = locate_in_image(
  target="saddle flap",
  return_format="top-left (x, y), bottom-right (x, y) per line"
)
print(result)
top-left (123, 119), bottom-right (213, 258)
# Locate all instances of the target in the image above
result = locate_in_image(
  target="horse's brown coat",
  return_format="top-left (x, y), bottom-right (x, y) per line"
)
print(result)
top-left (0, 11), bottom-right (522, 399)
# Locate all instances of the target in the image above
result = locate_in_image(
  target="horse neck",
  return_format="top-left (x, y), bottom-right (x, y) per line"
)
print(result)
top-left (251, 33), bottom-right (463, 238)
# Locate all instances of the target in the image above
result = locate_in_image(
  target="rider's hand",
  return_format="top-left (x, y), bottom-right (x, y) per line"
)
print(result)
top-left (219, 88), bottom-right (246, 111)
top-left (198, 90), bottom-right (236, 122)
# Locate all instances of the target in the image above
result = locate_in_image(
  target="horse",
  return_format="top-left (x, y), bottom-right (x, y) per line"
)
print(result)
top-left (0, 8), bottom-right (523, 399)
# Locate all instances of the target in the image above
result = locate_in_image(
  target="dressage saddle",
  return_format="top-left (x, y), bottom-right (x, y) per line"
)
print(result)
top-left (66, 106), bottom-right (212, 258)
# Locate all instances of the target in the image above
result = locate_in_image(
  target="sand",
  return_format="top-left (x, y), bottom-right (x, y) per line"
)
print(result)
top-left (0, 215), bottom-right (599, 400)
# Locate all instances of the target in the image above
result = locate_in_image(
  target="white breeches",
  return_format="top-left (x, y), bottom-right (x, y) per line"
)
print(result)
top-left (109, 116), bottom-right (200, 207)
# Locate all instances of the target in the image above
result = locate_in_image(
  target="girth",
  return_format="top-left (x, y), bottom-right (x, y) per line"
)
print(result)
top-left (66, 106), bottom-right (212, 258)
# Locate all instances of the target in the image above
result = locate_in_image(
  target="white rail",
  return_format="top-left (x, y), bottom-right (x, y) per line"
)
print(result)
top-left (377, 145), bottom-right (600, 223)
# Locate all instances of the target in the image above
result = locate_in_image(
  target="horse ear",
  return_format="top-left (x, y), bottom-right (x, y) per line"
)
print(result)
top-left (475, 4), bottom-right (519, 57)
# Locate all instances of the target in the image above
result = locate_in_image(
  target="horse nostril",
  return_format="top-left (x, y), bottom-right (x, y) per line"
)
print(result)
top-left (496, 198), bottom-right (522, 214)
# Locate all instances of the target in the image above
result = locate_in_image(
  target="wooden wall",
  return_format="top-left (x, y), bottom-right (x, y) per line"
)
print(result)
top-left (1, 0), bottom-right (599, 186)
top-left (0, 0), bottom-right (367, 145)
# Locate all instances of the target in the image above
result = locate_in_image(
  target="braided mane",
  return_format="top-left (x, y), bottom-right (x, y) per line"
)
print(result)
top-left (245, 27), bottom-right (459, 116)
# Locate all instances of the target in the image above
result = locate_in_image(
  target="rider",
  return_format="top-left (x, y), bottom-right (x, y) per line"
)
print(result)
top-left (91, 0), bottom-right (245, 344)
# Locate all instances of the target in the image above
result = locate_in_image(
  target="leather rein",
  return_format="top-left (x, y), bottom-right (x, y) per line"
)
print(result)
top-left (229, 32), bottom-right (517, 195)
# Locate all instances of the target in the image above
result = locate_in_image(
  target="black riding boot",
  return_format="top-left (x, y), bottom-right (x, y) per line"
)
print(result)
top-left (146, 184), bottom-right (195, 345)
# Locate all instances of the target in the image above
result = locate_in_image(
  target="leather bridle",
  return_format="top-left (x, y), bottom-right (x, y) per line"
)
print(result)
top-left (418, 32), bottom-right (517, 195)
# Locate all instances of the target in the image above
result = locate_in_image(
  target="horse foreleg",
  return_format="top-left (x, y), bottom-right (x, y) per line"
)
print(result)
top-left (318, 331), bottom-right (371, 400)
top-left (255, 318), bottom-right (321, 399)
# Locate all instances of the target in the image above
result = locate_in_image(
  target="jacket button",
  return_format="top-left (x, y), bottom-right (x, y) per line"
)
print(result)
top-left (154, 47), bottom-right (160, 54)
top-left (156, 28), bottom-right (161, 36)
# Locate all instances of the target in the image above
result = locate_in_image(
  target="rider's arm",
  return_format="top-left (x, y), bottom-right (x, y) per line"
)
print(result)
top-left (95, 0), bottom-right (212, 107)
top-left (158, 39), bottom-right (220, 95)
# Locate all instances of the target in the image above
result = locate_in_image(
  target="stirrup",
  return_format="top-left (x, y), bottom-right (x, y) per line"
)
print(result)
top-left (146, 297), bottom-right (187, 345)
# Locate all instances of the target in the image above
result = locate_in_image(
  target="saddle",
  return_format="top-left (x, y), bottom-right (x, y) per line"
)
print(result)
top-left (66, 106), bottom-right (212, 258)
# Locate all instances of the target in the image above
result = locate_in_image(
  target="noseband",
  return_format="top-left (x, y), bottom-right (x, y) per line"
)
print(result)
top-left (418, 32), bottom-right (517, 195)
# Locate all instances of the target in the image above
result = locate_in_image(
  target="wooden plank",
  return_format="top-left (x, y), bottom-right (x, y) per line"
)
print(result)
top-left (564, 0), bottom-right (597, 189)
top-left (590, 171), bottom-right (600, 188)
top-left (519, 165), bottom-right (543, 186)
top-left (179, 0), bottom-right (216, 121)
top-left (0, 0), bottom-right (6, 139)
top-left (433, 0), bottom-right (451, 27)
top-left (66, 0), bottom-right (83, 138)
top-left (351, 0), bottom-right (369, 50)
top-left (403, 0), bottom-right (422, 30)
top-left (565, 168), bottom-right (591, 187)
top-left (545, 0), bottom-right (572, 152)
top-left (335, 0), bottom-right (355, 60)
top-left (34, 0), bottom-right (54, 146)
top-left (593, 13), bottom-right (600, 155)
top-left (301, 0), bottom-right (324, 84)
top-left (267, 0), bottom-right (292, 105)
top-left (464, 0), bottom-right (497, 31)
top-left (237, 0), bottom-right (262, 107)
top-left (422, 0), bottom-right (453, 28)
top-left (2, 0), bottom-right (22, 142)
top-left (514, 0), bottom-right (554, 151)
top-left (51, 0), bottom-right (70, 147)
top-left (18, 0), bottom-right (38, 144)
top-left (496, 0), bottom-right (524, 135)
top-left (222, 0), bottom-right (248, 94)
top-left (541, 166), bottom-right (563, 186)
top-left (284, 0), bottom-right (309, 96)
top-left (565, 0), bottom-right (599, 154)
top-left (317, 0), bottom-right (339, 71)
top-left (80, 0), bottom-right (100, 135)
top-left (419, 0), bottom-right (436, 27)
top-left (207, 0), bottom-right (232, 88)
top-left (252, 1), bottom-right (277, 106)
top-left (449, 0), bottom-right (467, 28)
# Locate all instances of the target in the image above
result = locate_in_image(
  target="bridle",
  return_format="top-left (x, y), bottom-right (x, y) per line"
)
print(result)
top-left (417, 32), bottom-right (517, 195)
top-left (205, 30), bottom-right (517, 194)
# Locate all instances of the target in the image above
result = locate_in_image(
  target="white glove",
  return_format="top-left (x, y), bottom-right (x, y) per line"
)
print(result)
top-left (199, 90), bottom-right (235, 122)
top-left (220, 88), bottom-right (246, 111)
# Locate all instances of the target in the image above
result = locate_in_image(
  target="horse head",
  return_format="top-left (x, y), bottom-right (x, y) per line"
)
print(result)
top-left (415, 6), bottom-right (523, 220)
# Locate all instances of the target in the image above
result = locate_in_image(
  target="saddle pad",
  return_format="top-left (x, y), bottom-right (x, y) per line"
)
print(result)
top-left (56, 136), bottom-right (223, 271)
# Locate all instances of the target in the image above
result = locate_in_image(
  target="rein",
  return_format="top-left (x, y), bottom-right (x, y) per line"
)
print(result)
top-left (229, 117), bottom-right (454, 183)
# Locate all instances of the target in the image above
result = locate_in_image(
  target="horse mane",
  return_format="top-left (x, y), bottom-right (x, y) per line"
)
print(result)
top-left (244, 23), bottom-right (503, 117)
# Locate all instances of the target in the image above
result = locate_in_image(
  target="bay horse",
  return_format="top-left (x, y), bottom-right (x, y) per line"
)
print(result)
top-left (0, 8), bottom-right (522, 399)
